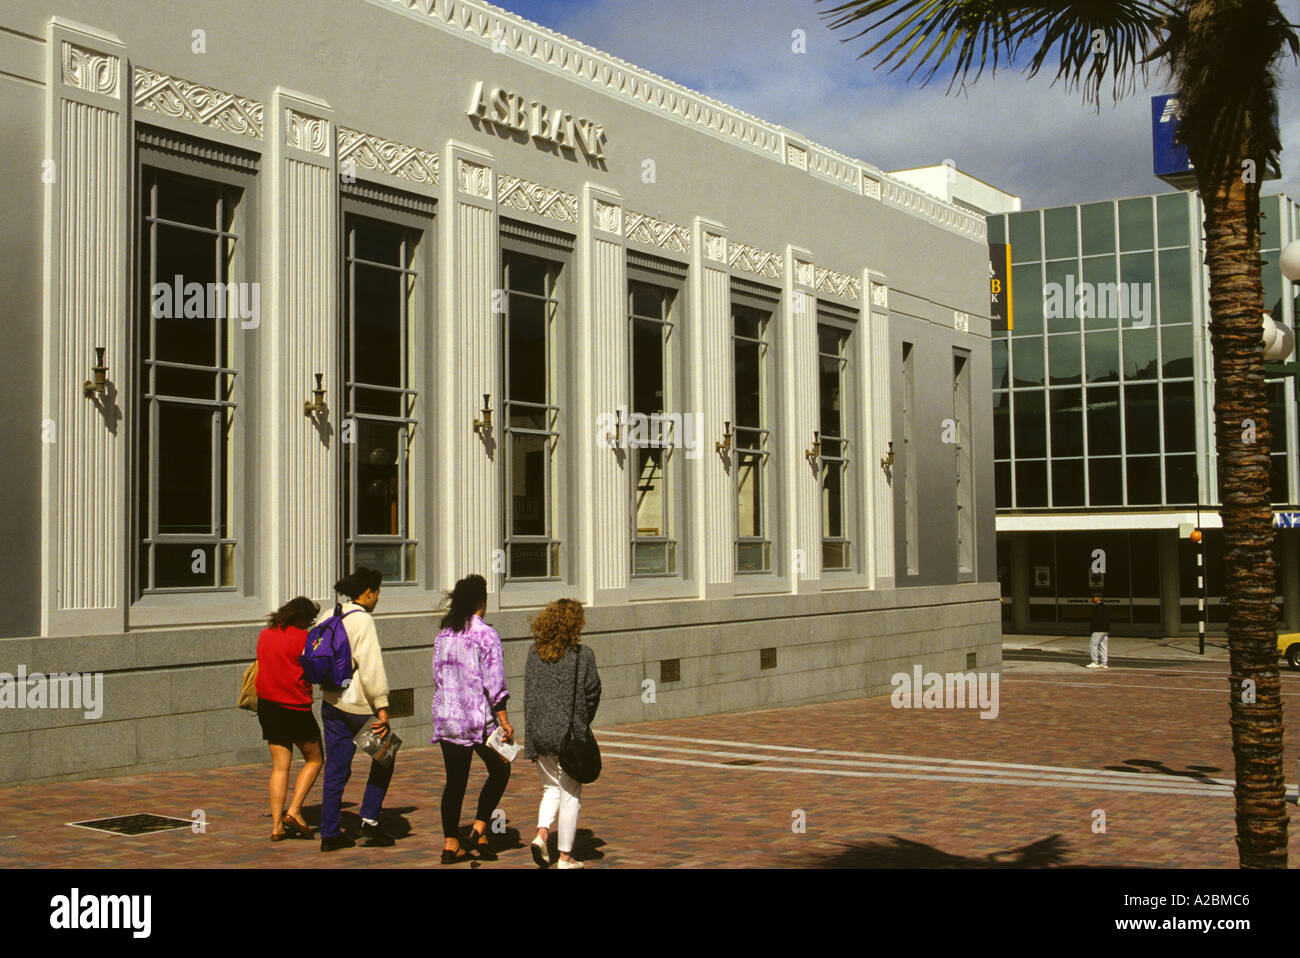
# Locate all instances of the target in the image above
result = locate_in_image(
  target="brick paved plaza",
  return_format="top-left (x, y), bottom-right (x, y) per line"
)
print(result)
top-left (4, 655), bottom-right (1298, 869)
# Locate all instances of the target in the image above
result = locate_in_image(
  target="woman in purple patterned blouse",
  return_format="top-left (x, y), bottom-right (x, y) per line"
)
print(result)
top-left (431, 573), bottom-right (514, 864)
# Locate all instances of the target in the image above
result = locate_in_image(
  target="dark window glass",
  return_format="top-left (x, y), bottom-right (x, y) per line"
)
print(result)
top-left (1272, 454), bottom-right (1290, 505)
top-left (1089, 457), bottom-right (1123, 505)
top-left (1118, 197), bottom-right (1154, 251)
top-left (1080, 202), bottom-right (1115, 256)
top-left (1158, 248), bottom-right (1193, 324)
top-left (1086, 386), bottom-right (1121, 455)
top-left (1156, 193), bottom-right (1190, 248)
top-left (1119, 252), bottom-right (1156, 329)
top-left (1049, 333), bottom-right (1082, 384)
top-left (508, 293), bottom-right (548, 406)
top-left (1124, 383), bottom-right (1160, 454)
top-left (992, 336), bottom-right (1009, 390)
top-left (1052, 459), bottom-right (1085, 507)
top-left (351, 262), bottom-right (403, 388)
top-left (987, 215), bottom-right (1006, 246)
top-left (506, 255), bottom-right (548, 295)
top-left (1261, 195), bottom-right (1281, 251)
top-left (734, 338), bottom-right (762, 428)
top-left (1161, 380), bottom-right (1195, 452)
top-left (1012, 336), bottom-right (1044, 388)
top-left (1161, 325), bottom-right (1193, 377)
top-left (1269, 379), bottom-right (1288, 454)
top-left (1016, 460), bottom-right (1048, 507)
top-left (1127, 455), bottom-right (1162, 505)
top-left (993, 391), bottom-right (1010, 459)
top-left (1130, 531), bottom-right (1160, 597)
top-left (1008, 211), bottom-right (1041, 262)
top-left (1165, 454), bottom-right (1197, 504)
top-left (1085, 330), bottom-right (1120, 383)
top-left (1123, 325), bottom-right (1159, 380)
top-left (1045, 260), bottom-right (1079, 333)
top-left (1011, 263), bottom-right (1043, 335)
top-left (1014, 390), bottom-right (1046, 458)
top-left (1043, 207), bottom-right (1078, 260)
top-left (1081, 255), bottom-right (1119, 330)
top-left (353, 220), bottom-right (404, 265)
top-left (995, 461), bottom-right (1012, 508)
top-left (1050, 388), bottom-right (1084, 457)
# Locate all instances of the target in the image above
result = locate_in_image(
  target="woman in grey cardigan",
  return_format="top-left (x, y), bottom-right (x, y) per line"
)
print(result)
top-left (524, 598), bottom-right (601, 869)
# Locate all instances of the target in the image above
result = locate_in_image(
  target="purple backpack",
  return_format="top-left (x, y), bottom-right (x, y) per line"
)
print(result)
top-left (300, 605), bottom-right (359, 690)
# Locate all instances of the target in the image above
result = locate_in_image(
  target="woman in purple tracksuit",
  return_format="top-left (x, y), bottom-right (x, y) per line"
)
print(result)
top-left (431, 573), bottom-right (514, 864)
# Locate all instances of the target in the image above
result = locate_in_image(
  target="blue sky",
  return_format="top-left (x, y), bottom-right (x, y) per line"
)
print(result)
top-left (492, 0), bottom-right (1300, 210)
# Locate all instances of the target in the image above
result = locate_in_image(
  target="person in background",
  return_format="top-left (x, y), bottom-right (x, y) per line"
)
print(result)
top-left (431, 574), bottom-right (513, 865)
top-left (1087, 594), bottom-right (1110, 670)
top-left (256, 596), bottom-right (324, 842)
top-left (319, 567), bottom-right (395, 852)
top-left (524, 598), bottom-right (601, 870)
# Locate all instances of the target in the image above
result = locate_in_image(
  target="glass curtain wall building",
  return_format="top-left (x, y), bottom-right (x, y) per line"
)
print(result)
top-left (990, 192), bottom-right (1300, 633)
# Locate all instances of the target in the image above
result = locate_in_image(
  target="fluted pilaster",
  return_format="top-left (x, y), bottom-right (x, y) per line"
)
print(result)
top-left (42, 20), bottom-right (129, 635)
top-left (864, 270), bottom-right (894, 588)
top-left (782, 247), bottom-right (820, 591)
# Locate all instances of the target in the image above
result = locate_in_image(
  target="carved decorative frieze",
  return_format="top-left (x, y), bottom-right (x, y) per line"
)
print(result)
top-left (285, 108), bottom-right (330, 155)
top-left (871, 283), bottom-right (889, 308)
top-left (703, 232), bottom-right (727, 264)
top-left (592, 198), bottom-right (621, 234)
top-left (497, 173), bottom-right (578, 222)
top-left (814, 267), bottom-right (860, 303)
top-left (337, 126), bottom-right (438, 185)
top-left (625, 211), bottom-right (690, 254)
top-left (728, 241), bottom-right (781, 280)
top-left (61, 42), bottom-right (119, 97)
top-left (456, 158), bottom-right (492, 197)
top-left (133, 67), bottom-right (263, 139)
top-left (794, 260), bottom-right (814, 288)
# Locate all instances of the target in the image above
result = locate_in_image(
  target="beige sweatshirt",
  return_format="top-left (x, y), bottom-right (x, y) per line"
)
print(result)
top-left (321, 602), bottom-right (391, 716)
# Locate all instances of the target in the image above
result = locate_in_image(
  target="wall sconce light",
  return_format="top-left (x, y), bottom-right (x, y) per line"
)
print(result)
top-left (880, 440), bottom-right (895, 471)
top-left (473, 393), bottom-right (493, 437)
top-left (303, 373), bottom-right (327, 416)
top-left (609, 407), bottom-right (624, 448)
top-left (805, 430), bottom-right (821, 464)
top-left (83, 346), bottom-right (108, 398)
top-left (715, 419), bottom-right (733, 454)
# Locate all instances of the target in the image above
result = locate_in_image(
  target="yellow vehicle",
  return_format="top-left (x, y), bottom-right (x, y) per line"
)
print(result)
top-left (1280, 633), bottom-right (1300, 670)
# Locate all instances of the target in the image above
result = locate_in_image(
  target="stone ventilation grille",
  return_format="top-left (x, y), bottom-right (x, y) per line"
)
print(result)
top-left (383, 0), bottom-right (983, 239)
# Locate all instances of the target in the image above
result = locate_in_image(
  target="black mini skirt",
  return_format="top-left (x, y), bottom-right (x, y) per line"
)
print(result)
top-left (257, 699), bottom-right (321, 747)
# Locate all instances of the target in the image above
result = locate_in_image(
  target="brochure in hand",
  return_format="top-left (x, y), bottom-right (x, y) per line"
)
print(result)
top-left (353, 721), bottom-right (402, 767)
top-left (486, 725), bottom-right (521, 763)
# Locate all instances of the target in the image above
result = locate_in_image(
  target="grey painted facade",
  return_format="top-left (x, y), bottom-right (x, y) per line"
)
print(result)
top-left (0, 0), bottom-right (998, 782)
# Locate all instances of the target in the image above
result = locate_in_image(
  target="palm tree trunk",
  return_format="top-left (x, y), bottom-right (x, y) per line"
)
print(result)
top-left (1199, 167), bottom-right (1289, 868)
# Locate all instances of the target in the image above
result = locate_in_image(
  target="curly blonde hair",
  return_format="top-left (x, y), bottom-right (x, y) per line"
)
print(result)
top-left (530, 598), bottom-right (586, 663)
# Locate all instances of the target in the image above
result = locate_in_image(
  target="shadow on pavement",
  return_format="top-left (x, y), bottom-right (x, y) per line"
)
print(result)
top-left (812, 834), bottom-right (1084, 868)
top-left (1101, 759), bottom-right (1223, 785)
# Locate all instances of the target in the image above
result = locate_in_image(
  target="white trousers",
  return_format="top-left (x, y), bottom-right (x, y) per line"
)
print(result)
top-left (536, 754), bottom-right (582, 853)
top-left (1089, 631), bottom-right (1109, 666)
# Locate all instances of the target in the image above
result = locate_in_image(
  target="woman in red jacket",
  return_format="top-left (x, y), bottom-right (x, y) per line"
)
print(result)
top-left (256, 596), bottom-right (324, 841)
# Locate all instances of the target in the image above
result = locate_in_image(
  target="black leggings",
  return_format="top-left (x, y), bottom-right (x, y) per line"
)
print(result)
top-left (439, 740), bottom-right (511, 839)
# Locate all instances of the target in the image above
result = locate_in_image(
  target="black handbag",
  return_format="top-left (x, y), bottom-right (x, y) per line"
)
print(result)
top-left (558, 647), bottom-right (601, 784)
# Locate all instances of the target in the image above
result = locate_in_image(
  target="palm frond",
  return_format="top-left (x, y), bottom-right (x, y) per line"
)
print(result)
top-left (820, 0), bottom-right (1179, 101)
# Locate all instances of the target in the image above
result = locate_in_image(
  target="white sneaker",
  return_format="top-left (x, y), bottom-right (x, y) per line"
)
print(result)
top-left (1085, 662), bottom-right (1100, 669)
top-left (557, 858), bottom-right (585, 869)
top-left (530, 836), bottom-right (550, 867)
top-left (1099, 664), bottom-right (1108, 670)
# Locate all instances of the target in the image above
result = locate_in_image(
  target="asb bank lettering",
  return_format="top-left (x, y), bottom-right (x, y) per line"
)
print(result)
top-left (467, 81), bottom-right (607, 161)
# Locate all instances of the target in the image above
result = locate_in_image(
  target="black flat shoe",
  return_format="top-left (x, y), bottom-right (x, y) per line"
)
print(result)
top-left (321, 834), bottom-right (355, 853)
top-left (441, 847), bottom-right (473, 864)
top-left (361, 822), bottom-right (396, 847)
